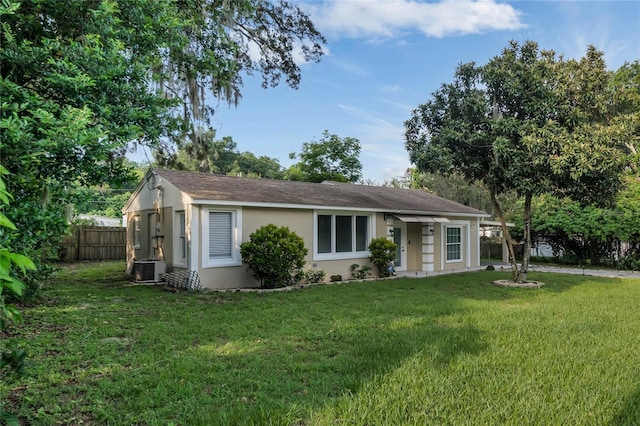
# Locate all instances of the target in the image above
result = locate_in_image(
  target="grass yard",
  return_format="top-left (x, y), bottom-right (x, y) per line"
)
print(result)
top-left (2, 261), bottom-right (640, 425)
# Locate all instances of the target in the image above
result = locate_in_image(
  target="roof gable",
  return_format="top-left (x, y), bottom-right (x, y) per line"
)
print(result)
top-left (151, 169), bottom-right (488, 216)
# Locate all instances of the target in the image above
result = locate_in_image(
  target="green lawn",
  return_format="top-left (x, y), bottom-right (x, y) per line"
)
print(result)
top-left (3, 261), bottom-right (640, 425)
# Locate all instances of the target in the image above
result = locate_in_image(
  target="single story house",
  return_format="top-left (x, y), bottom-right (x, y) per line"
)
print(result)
top-left (122, 169), bottom-right (489, 289)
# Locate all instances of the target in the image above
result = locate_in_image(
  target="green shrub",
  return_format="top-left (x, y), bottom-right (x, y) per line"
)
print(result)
top-left (0, 166), bottom-right (35, 423)
top-left (303, 269), bottom-right (326, 284)
top-left (330, 275), bottom-right (342, 282)
top-left (368, 237), bottom-right (397, 277)
top-left (618, 255), bottom-right (640, 271)
top-left (350, 263), bottom-right (371, 280)
top-left (555, 253), bottom-right (582, 265)
top-left (240, 224), bottom-right (308, 288)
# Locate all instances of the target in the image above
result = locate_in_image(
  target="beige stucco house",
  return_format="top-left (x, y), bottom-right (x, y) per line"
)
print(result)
top-left (122, 169), bottom-right (488, 289)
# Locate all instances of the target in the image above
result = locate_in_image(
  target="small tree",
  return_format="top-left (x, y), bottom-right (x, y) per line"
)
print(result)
top-left (368, 238), bottom-right (397, 277)
top-left (240, 224), bottom-right (308, 288)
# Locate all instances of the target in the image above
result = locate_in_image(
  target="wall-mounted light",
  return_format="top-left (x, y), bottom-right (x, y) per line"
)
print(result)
top-left (389, 228), bottom-right (394, 235)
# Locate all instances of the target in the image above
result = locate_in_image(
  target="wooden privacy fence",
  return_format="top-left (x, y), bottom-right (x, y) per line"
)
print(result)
top-left (59, 226), bottom-right (126, 261)
top-left (480, 240), bottom-right (524, 261)
top-left (480, 241), bottom-right (504, 261)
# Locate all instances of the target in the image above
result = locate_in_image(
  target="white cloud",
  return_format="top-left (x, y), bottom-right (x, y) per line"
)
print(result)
top-left (551, 2), bottom-right (635, 70)
top-left (379, 98), bottom-right (414, 113)
top-left (338, 103), bottom-right (400, 133)
top-left (381, 84), bottom-right (402, 92)
top-left (337, 103), bottom-right (411, 182)
top-left (329, 55), bottom-right (370, 77)
top-left (246, 40), bottom-right (330, 67)
top-left (307, 0), bottom-right (524, 39)
top-left (361, 142), bottom-right (412, 183)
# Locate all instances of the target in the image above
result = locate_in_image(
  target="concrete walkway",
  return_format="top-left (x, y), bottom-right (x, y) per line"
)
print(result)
top-left (483, 262), bottom-right (640, 279)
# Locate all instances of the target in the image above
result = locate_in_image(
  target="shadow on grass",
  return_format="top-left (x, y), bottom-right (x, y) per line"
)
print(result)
top-left (404, 270), bottom-right (589, 302)
top-left (50, 260), bottom-right (129, 286)
top-left (165, 282), bottom-right (489, 424)
top-left (25, 276), bottom-right (491, 424)
top-left (12, 263), bottom-right (624, 424)
top-left (610, 386), bottom-right (640, 425)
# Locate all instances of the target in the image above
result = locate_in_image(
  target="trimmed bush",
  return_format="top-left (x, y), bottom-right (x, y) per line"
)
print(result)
top-left (618, 255), bottom-right (640, 271)
top-left (368, 237), bottom-right (397, 277)
top-left (303, 269), bottom-right (326, 284)
top-left (350, 263), bottom-right (372, 280)
top-left (240, 224), bottom-right (308, 288)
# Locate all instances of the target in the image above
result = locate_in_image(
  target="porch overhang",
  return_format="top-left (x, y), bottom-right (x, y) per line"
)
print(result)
top-left (480, 220), bottom-right (515, 227)
top-left (393, 215), bottom-right (451, 223)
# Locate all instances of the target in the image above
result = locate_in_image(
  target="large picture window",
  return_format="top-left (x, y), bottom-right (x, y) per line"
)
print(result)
top-left (336, 215), bottom-right (353, 252)
top-left (446, 226), bottom-right (462, 261)
top-left (315, 212), bottom-right (371, 258)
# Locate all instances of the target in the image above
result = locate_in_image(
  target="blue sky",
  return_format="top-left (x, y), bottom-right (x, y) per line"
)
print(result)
top-left (138, 0), bottom-right (640, 183)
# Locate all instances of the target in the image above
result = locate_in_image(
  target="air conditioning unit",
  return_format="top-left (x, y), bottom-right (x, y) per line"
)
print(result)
top-left (133, 260), bottom-right (166, 282)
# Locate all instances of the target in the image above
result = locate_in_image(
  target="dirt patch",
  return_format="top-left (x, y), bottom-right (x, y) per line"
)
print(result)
top-left (493, 279), bottom-right (544, 288)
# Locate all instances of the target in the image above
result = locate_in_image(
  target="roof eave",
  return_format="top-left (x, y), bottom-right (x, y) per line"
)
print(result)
top-left (190, 198), bottom-right (488, 217)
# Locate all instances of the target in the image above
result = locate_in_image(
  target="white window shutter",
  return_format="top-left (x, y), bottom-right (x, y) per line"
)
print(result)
top-left (209, 212), bottom-right (232, 259)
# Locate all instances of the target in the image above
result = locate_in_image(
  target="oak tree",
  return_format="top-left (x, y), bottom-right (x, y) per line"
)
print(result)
top-left (0, 0), bottom-right (325, 291)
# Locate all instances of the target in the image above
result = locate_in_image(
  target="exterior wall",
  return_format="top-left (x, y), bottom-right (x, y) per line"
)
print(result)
top-left (125, 210), bottom-right (156, 263)
top-left (124, 178), bottom-right (191, 272)
top-left (242, 207), bottom-right (313, 248)
top-left (406, 223), bottom-right (423, 271)
top-left (196, 207), bottom-right (314, 289)
top-left (433, 223), bottom-right (443, 270)
top-left (196, 265), bottom-right (257, 290)
top-left (195, 207), bottom-right (382, 290)
top-left (391, 216), bottom-right (482, 274)
top-left (441, 223), bottom-right (467, 271)
top-left (160, 207), bottom-right (174, 268)
top-left (436, 217), bottom-right (481, 272)
top-left (471, 218), bottom-right (480, 268)
top-left (124, 208), bottom-right (174, 264)
top-left (312, 258), bottom-right (372, 281)
top-left (378, 214), bottom-right (392, 241)
top-left (421, 223), bottom-right (436, 272)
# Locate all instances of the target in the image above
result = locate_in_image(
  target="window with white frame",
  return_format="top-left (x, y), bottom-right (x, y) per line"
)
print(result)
top-left (446, 226), bottom-right (462, 261)
top-left (175, 211), bottom-right (186, 265)
top-left (316, 212), bottom-right (371, 258)
top-left (203, 208), bottom-right (241, 267)
top-left (133, 215), bottom-right (141, 249)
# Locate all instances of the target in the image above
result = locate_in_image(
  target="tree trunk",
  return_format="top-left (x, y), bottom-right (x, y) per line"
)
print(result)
top-left (490, 190), bottom-right (521, 282)
top-left (520, 192), bottom-right (532, 282)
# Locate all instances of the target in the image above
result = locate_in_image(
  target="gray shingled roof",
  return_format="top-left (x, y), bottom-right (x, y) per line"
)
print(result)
top-left (154, 169), bottom-right (487, 216)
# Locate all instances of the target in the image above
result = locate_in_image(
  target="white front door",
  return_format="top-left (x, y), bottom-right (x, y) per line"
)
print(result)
top-left (393, 221), bottom-right (407, 271)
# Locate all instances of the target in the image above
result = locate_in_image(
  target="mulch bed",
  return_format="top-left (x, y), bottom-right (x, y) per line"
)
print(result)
top-left (493, 279), bottom-right (544, 288)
